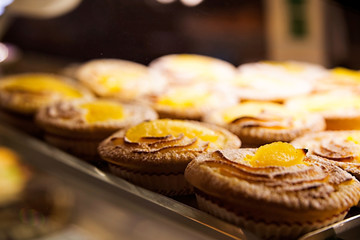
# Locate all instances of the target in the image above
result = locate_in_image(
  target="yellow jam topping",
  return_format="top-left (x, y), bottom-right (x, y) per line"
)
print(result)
top-left (332, 67), bottom-right (360, 82)
top-left (80, 100), bottom-right (125, 123)
top-left (98, 70), bottom-right (146, 93)
top-left (262, 61), bottom-right (304, 73)
top-left (2, 75), bottom-right (83, 98)
top-left (245, 142), bottom-right (306, 167)
top-left (157, 88), bottom-right (211, 108)
top-left (125, 119), bottom-right (222, 145)
top-left (222, 102), bottom-right (288, 123)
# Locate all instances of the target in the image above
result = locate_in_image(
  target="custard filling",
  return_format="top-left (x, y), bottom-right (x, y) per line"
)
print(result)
top-left (157, 88), bottom-right (212, 108)
top-left (80, 100), bottom-right (125, 123)
top-left (125, 119), bottom-right (224, 147)
top-left (2, 75), bottom-right (83, 98)
top-left (245, 142), bottom-right (307, 167)
top-left (98, 70), bottom-right (146, 93)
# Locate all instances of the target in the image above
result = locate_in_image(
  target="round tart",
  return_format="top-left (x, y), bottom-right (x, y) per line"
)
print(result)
top-left (76, 58), bottom-right (165, 101)
top-left (203, 101), bottom-right (325, 147)
top-left (286, 90), bottom-right (360, 130)
top-left (185, 142), bottom-right (360, 239)
top-left (147, 83), bottom-right (238, 120)
top-left (98, 119), bottom-right (241, 196)
top-left (291, 130), bottom-right (360, 179)
top-left (148, 54), bottom-right (236, 86)
top-left (0, 147), bottom-right (73, 240)
top-left (0, 73), bottom-right (92, 134)
top-left (232, 61), bottom-right (322, 102)
top-left (36, 99), bottom-right (157, 163)
top-left (0, 147), bottom-right (28, 206)
top-left (314, 67), bottom-right (360, 92)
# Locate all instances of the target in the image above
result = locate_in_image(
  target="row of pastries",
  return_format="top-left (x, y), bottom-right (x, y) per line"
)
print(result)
top-left (1, 54), bottom-right (360, 239)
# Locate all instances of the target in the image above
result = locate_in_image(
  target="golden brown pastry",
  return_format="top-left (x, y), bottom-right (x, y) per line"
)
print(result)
top-left (76, 58), bottom-right (165, 101)
top-left (231, 61), bottom-right (324, 102)
top-left (286, 90), bottom-right (360, 130)
top-left (185, 142), bottom-right (360, 239)
top-left (147, 83), bottom-right (238, 120)
top-left (98, 119), bottom-right (241, 195)
top-left (36, 98), bottom-right (157, 163)
top-left (0, 73), bottom-right (92, 134)
top-left (148, 54), bottom-right (237, 86)
top-left (291, 130), bottom-right (360, 179)
top-left (203, 101), bottom-right (325, 147)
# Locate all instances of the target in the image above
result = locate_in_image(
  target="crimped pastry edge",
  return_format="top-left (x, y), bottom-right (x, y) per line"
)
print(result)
top-left (98, 120), bottom-right (241, 173)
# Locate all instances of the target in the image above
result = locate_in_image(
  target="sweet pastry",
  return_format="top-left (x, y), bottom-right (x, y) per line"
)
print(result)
top-left (0, 147), bottom-right (73, 239)
top-left (98, 119), bottom-right (241, 195)
top-left (185, 142), bottom-right (360, 239)
top-left (291, 130), bottom-right (360, 179)
top-left (147, 83), bottom-right (238, 120)
top-left (203, 101), bottom-right (325, 147)
top-left (0, 73), bottom-right (92, 134)
top-left (314, 67), bottom-right (360, 92)
top-left (286, 90), bottom-right (360, 130)
top-left (148, 54), bottom-right (236, 86)
top-left (0, 147), bottom-right (28, 206)
top-left (232, 61), bottom-right (323, 102)
top-left (36, 98), bottom-right (157, 163)
top-left (76, 58), bottom-right (165, 101)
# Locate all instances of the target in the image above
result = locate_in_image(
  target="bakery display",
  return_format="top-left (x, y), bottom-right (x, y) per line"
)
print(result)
top-left (98, 119), bottom-right (241, 195)
top-left (36, 98), bottom-right (158, 163)
top-left (185, 142), bottom-right (360, 239)
top-left (76, 58), bottom-right (165, 101)
top-left (291, 130), bottom-right (360, 179)
top-left (203, 101), bottom-right (325, 147)
top-left (286, 90), bottom-right (360, 130)
top-left (0, 73), bottom-right (92, 134)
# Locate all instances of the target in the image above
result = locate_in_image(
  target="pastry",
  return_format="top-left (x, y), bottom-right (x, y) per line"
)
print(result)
top-left (314, 67), bottom-right (360, 92)
top-left (147, 83), bottom-right (238, 120)
top-left (0, 73), bottom-right (92, 134)
top-left (148, 54), bottom-right (236, 86)
top-left (0, 147), bottom-right (73, 240)
top-left (203, 101), bottom-right (325, 147)
top-left (185, 142), bottom-right (360, 239)
top-left (291, 130), bottom-right (360, 179)
top-left (36, 98), bottom-right (157, 163)
top-left (232, 61), bottom-right (323, 102)
top-left (76, 58), bottom-right (165, 101)
top-left (286, 90), bottom-right (360, 130)
top-left (98, 119), bottom-right (241, 195)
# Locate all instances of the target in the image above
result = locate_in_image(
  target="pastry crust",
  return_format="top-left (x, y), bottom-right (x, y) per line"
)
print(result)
top-left (76, 58), bottom-right (165, 101)
top-left (185, 148), bottom-right (360, 238)
top-left (147, 83), bottom-right (238, 120)
top-left (285, 90), bottom-right (360, 130)
top-left (36, 99), bottom-right (158, 139)
top-left (98, 119), bottom-right (240, 195)
top-left (0, 73), bottom-right (92, 115)
top-left (232, 61), bottom-right (323, 102)
top-left (203, 102), bottom-right (325, 147)
top-left (291, 131), bottom-right (360, 179)
top-left (98, 120), bottom-right (241, 173)
top-left (36, 99), bottom-right (158, 162)
top-left (148, 54), bottom-right (236, 86)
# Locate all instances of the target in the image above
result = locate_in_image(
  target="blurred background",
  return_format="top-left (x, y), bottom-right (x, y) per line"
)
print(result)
top-left (0, 0), bottom-right (359, 74)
